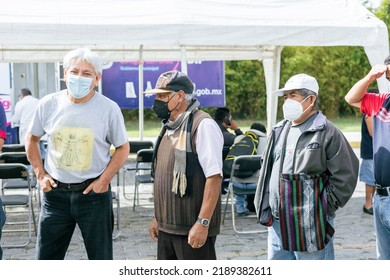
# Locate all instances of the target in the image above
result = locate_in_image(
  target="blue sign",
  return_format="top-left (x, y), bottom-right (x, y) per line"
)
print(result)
top-left (102, 61), bottom-right (225, 109)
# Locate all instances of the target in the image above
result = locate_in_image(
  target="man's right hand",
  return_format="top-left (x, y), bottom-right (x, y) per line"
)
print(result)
top-left (367, 64), bottom-right (388, 82)
top-left (39, 173), bottom-right (57, 193)
top-left (345, 64), bottom-right (388, 109)
top-left (149, 217), bottom-right (158, 241)
top-left (228, 119), bottom-right (239, 131)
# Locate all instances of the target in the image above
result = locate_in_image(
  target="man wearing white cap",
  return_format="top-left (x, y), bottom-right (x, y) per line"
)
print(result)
top-left (254, 73), bottom-right (358, 260)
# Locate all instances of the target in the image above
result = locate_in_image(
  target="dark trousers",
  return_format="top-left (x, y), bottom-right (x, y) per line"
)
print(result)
top-left (157, 231), bottom-right (217, 260)
top-left (36, 187), bottom-right (113, 260)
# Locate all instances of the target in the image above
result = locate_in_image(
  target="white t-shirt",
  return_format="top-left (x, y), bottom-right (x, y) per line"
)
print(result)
top-left (11, 95), bottom-right (40, 144)
top-left (28, 90), bottom-right (128, 183)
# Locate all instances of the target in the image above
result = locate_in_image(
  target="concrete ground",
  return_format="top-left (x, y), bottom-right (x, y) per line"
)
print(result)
top-left (0, 133), bottom-right (377, 260)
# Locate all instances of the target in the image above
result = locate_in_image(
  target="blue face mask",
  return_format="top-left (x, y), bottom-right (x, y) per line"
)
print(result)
top-left (66, 74), bottom-right (93, 99)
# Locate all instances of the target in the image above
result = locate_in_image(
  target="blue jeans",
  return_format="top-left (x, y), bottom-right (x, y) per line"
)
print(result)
top-left (268, 216), bottom-right (335, 260)
top-left (373, 193), bottom-right (390, 259)
top-left (232, 182), bottom-right (257, 214)
top-left (0, 198), bottom-right (5, 260)
top-left (36, 187), bottom-right (113, 260)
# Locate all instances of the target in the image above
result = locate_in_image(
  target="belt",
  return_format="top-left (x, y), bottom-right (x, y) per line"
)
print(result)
top-left (54, 178), bottom-right (96, 192)
top-left (375, 184), bottom-right (390, 197)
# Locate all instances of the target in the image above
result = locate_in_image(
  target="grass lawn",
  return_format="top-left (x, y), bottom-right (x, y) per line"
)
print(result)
top-left (328, 116), bottom-right (361, 132)
top-left (126, 116), bottom-right (362, 138)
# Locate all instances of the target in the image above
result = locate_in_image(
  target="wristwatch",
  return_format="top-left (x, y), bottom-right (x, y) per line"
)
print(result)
top-left (197, 217), bottom-right (210, 227)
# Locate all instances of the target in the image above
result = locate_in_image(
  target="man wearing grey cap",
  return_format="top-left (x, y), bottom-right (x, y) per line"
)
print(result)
top-left (146, 70), bottom-right (223, 260)
top-left (254, 73), bottom-right (358, 260)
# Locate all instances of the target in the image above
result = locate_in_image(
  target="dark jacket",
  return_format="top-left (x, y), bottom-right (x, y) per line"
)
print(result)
top-left (254, 111), bottom-right (359, 221)
top-left (217, 123), bottom-right (243, 147)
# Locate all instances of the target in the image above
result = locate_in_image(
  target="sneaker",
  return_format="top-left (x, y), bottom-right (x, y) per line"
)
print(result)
top-left (363, 206), bottom-right (373, 215)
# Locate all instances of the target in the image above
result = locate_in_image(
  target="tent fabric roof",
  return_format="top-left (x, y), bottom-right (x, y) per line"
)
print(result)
top-left (0, 0), bottom-right (388, 63)
top-left (1, 0), bottom-right (388, 131)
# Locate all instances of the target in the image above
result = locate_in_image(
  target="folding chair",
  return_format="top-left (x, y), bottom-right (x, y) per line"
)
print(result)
top-left (1, 144), bottom-right (26, 153)
top-left (112, 173), bottom-right (121, 240)
top-left (221, 155), bottom-right (266, 234)
top-left (133, 149), bottom-right (154, 211)
top-left (122, 140), bottom-right (154, 199)
top-left (0, 163), bottom-right (37, 248)
top-left (0, 152), bottom-right (40, 210)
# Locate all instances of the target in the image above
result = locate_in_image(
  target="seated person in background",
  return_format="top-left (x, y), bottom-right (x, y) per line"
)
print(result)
top-left (223, 122), bottom-right (267, 216)
top-left (214, 107), bottom-right (243, 147)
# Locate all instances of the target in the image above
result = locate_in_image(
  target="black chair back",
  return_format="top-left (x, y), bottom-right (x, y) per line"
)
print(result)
top-left (2, 144), bottom-right (25, 153)
top-left (0, 152), bottom-right (30, 165)
top-left (0, 163), bottom-right (29, 180)
top-left (136, 149), bottom-right (154, 165)
top-left (231, 155), bottom-right (262, 179)
top-left (129, 140), bottom-right (154, 154)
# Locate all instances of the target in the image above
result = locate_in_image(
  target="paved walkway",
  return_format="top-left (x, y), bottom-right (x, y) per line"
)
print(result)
top-left (1, 135), bottom-right (377, 260)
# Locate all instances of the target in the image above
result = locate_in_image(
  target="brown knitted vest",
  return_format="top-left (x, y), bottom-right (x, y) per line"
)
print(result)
top-left (153, 110), bottom-right (221, 236)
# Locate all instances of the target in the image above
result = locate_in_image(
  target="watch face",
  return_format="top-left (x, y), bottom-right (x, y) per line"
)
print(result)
top-left (198, 218), bottom-right (210, 226)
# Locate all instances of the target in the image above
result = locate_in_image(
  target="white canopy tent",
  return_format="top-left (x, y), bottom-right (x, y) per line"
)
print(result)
top-left (0, 0), bottom-right (388, 133)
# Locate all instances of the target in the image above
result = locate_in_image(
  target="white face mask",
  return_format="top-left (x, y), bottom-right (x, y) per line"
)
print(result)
top-left (66, 74), bottom-right (93, 99)
top-left (282, 95), bottom-right (313, 121)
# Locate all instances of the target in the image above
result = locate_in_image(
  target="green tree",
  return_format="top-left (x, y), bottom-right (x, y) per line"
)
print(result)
top-left (224, 60), bottom-right (266, 119)
top-left (376, 0), bottom-right (390, 35)
top-left (279, 46), bottom-right (371, 119)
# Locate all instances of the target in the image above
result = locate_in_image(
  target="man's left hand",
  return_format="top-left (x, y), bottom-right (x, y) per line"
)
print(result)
top-left (188, 222), bottom-right (208, 249)
top-left (83, 178), bottom-right (109, 194)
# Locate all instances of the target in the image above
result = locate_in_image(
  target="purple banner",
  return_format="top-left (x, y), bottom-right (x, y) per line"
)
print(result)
top-left (102, 61), bottom-right (225, 109)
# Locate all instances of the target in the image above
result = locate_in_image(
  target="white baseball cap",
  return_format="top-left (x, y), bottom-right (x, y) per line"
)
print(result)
top-left (273, 73), bottom-right (319, 96)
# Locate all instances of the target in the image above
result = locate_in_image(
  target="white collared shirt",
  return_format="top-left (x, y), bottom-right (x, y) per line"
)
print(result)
top-left (166, 117), bottom-right (223, 178)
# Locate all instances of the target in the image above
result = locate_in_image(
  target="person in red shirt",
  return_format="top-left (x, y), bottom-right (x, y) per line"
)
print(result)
top-left (345, 56), bottom-right (390, 260)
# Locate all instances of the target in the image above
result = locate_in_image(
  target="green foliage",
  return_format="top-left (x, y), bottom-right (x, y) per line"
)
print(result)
top-left (122, 108), bottom-right (156, 121)
top-left (221, 45), bottom-right (372, 120)
top-left (279, 46), bottom-right (372, 119)
top-left (376, 0), bottom-right (390, 35)
top-left (224, 60), bottom-right (267, 120)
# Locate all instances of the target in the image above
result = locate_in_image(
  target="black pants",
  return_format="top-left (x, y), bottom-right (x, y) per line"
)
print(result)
top-left (36, 187), bottom-right (113, 260)
top-left (157, 231), bottom-right (217, 260)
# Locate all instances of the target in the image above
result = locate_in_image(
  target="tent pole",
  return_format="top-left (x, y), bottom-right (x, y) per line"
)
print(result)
top-left (181, 46), bottom-right (188, 74)
top-left (263, 46), bottom-right (283, 133)
top-left (138, 45), bottom-right (144, 140)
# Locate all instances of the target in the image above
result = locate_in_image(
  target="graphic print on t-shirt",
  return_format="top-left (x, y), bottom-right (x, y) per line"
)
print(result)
top-left (52, 126), bottom-right (94, 171)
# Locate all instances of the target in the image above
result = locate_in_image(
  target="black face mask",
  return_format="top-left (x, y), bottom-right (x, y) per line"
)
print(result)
top-left (152, 99), bottom-right (171, 120)
top-left (152, 92), bottom-right (179, 120)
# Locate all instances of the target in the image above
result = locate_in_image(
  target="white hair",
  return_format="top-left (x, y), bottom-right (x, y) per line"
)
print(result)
top-left (185, 94), bottom-right (193, 101)
top-left (63, 48), bottom-right (103, 74)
